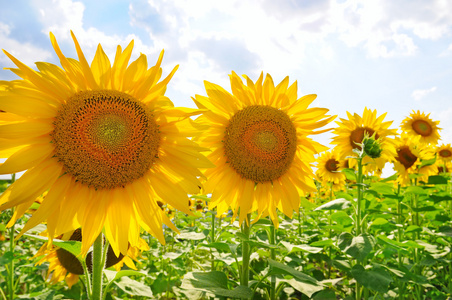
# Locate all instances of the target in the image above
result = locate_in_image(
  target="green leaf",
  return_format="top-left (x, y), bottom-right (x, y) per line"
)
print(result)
top-left (181, 271), bottom-right (253, 298)
top-left (342, 168), bottom-right (356, 181)
top-left (412, 205), bottom-right (438, 212)
top-left (0, 251), bottom-right (14, 265)
top-left (280, 241), bottom-right (323, 254)
top-left (104, 269), bottom-right (146, 283)
top-left (24, 234), bottom-right (83, 262)
top-left (368, 182), bottom-right (395, 195)
top-left (0, 224), bottom-right (6, 231)
top-left (404, 186), bottom-right (428, 195)
top-left (177, 231), bottom-right (206, 240)
top-left (314, 198), bottom-right (351, 211)
top-left (338, 233), bottom-right (376, 261)
top-left (17, 289), bottom-right (62, 300)
top-left (405, 225), bottom-right (422, 234)
top-left (114, 276), bottom-right (153, 297)
top-left (419, 155), bottom-right (436, 168)
top-left (278, 278), bottom-right (325, 298)
top-left (351, 265), bottom-right (392, 293)
top-left (268, 259), bottom-right (320, 284)
top-left (268, 259), bottom-right (324, 297)
top-left (379, 173), bottom-right (398, 182)
top-left (310, 239), bottom-right (334, 247)
top-left (370, 218), bottom-right (389, 226)
top-left (430, 194), bottom-right (452, 203)
top-left (427, 175), bottom-right (449, 185)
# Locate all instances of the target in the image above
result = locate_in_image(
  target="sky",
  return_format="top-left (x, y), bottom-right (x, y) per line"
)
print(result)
top-left (1, 0), bottom-right (452, 176)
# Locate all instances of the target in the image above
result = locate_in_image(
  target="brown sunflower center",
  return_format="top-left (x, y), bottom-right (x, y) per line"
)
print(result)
top-left (396, 146), bottom-right (418, 169)
top-left (223, 105), bottom-right (297, 183)
top-left (52, 90), bottom-right (160, 189)
top-left (349, 127), bottom-right (378, 149)
top-left (412, 120), bottom-right (432, 136)
top-left (56, 229), bottom-right (124, 275)
top-left (439, 149), bottom-right (452, 158)
top-left (325, 158), bottom-right (339, 173)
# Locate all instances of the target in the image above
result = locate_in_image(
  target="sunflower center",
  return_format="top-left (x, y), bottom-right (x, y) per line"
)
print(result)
top-left (412, 120), bottom-right (432, 136)
top-left (223, 105), bottom-right (297, 183)
top-left (396, 146), bottom-right (418, 169)
top-left (349, 127), bottom-right (378, 149)
top-left (439, 149), bottom-right (452, 158)
top-left (52, 90), bottom-right (160, 189)
top-left (325, 158), bottom-right (339, 172)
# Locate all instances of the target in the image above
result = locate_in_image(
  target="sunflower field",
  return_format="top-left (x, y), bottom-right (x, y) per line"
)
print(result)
top-left (1, 33), bottom-right (452, 300)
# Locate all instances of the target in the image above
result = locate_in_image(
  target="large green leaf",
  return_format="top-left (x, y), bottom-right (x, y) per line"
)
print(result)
top-left (314, 198), bottom-right (351, 211)
top-left (427, 175), bottom-right (449, 185)
top-left (368, 182), bottom-right (395, 195)
top-left (114, 276), bottom-right (153, 297)
top-left (351, 265), bottom-right (392, 293)
top-left (338, 233), bottom-right (376, 261)
top-left (180, 271), bottom-right (252, 299)
top-left (268, 259), bottom-right (324, 297)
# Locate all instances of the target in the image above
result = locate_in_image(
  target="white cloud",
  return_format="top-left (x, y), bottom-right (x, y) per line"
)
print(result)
top-left (411, 87), bottom-right (437, 102)
top-left (0, 23), bottom-right (52, 66)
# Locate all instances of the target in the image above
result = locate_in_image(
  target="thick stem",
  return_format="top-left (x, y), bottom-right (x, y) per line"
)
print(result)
top-left (240, 214), bottom-right (251, 287)
top-left (91, 233), bottom-right (104, 300)
top-left (269, 223), bottom-right (276, 300)
top-left (8, 173), bottom-right (16, 300)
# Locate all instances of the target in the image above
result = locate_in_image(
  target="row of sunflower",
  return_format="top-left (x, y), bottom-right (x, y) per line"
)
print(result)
top-left (316, 108), bottom-right (450, 191)
top-left (0, 33), bottom-right (450, 299)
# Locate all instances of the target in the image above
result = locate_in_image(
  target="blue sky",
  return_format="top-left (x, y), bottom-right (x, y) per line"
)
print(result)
top-left (1, 0), bottom-right (452, 158)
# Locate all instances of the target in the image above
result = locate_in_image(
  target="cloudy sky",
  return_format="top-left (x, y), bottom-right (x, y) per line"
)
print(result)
top-left (1, 0), bottom-right (452, 157)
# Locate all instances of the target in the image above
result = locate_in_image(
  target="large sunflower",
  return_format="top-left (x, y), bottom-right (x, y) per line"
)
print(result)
top-left (315, 149), bottom-right (346, 191)
top-left (193, 72), bottom-right (334, 226)
top-left (392, 134), bottom-right (436, 185)
top-left (34, 229), bottom-right (149, 288)
top-left (400, 110), bottom-right (441, 145)
top-left (0, 32), bottom-right (211, 257)
top-left (331, 107), bottom-right (397, 174)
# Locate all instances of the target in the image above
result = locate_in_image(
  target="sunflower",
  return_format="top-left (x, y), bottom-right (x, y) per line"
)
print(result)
top-left (0, 31), bottom-right (211, 257)
top-left (34, 229), bottom-right (149, 288)
top-left (400, 110), bottom-right (441, 145)
top-left (433, 143), bottom-right (452, 174)
top-left (392, 134), bottom-right (436, 185)
top-left (193, 72), bottom-right (334, 226)
top-left (315, 149), bottom-right (346, 191)
top-left (331, 107), bottom-right (397, 174)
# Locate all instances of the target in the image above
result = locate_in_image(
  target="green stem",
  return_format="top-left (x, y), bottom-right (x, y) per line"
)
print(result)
top-left (355, 157), bottom-right (364, 300)
top-left (81, 256), bottom-right (92, 297)
top-left (240, 214), bottom-right (251, 288)
top-left (211, 212), bottom-right (216, 271)
top-left (269, 223), bottom-right (276, 300)
top-left (8, 173), bottom-right (16, 300)
top-left (91, 233), bottom-right (104, 300)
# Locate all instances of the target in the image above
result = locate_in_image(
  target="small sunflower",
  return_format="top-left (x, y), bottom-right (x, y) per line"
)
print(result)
top-left (315, 150), bottom-right (346, 191)
top-left (392, 134), bottom-right (436, 185)
top-left (331, 107), bottom-right (397, 174)
top-left (400, 110), bottom-right (441, 145)
top-left (0, 32), bottom-right (211, 257)
top-left (34, 229), bottom-right (149, 288)
top-left (433, 143), bottom-right (452, 174)
top-left (193, 72), bottom-right (335, 226)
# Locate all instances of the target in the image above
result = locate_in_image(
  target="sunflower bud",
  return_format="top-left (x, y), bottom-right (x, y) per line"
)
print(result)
top-left (362, 133), bottom-right (383, 158)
